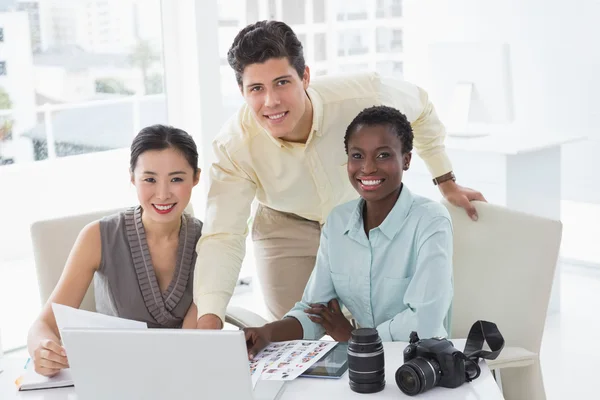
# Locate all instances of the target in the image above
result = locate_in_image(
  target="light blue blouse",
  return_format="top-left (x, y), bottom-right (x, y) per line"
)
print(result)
top-left (285, 185), bottom-right (453, 342)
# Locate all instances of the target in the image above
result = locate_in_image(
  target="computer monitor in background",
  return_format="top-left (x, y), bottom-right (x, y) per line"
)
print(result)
top-left (427, 42), bottom-right (514, 137)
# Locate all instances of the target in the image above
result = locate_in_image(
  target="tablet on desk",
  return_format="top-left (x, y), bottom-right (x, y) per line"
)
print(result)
top-left (300, 342), bottom-right (348, 379)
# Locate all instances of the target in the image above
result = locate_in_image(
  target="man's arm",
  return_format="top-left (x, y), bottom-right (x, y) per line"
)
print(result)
top-left (379, 76), bottom-right (485, 220)
top-left (194, 140), bottom-right (257, 328)
top-left (379, 77), bottom-right (451, 178)
top-left (376, 216), bottom-right (453, 342)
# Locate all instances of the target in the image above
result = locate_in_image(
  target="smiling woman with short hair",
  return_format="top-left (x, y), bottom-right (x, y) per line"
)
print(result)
top-left (244, 106), bottom-right (454, 356)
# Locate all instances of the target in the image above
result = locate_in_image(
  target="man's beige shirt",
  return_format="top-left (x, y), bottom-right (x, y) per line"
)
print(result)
top-left (194, 72), bottom-right (453, 322)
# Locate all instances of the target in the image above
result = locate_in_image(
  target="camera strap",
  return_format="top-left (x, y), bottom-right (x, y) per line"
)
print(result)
top-left (460, 320), bottom-right (505, 382)
top-left (463, 320), bottom-right (505, 361)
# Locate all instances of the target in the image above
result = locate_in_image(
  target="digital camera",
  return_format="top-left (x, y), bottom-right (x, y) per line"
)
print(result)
top-left (395, 332), bottom-right (478, 396)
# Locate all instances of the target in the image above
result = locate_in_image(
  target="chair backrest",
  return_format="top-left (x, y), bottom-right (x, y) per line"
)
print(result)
top-left (30, 207), bottom-right (128, 312)
top-left (444, 200), bottom-right (562, 354)
top-left (30, 204), bottom-right (194, 312)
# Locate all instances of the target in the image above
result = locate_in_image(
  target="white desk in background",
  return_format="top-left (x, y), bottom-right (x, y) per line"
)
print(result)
top-left (0, 340), bottom-right (504, 400)
top-left (403, 133), bottom-right (584, 313)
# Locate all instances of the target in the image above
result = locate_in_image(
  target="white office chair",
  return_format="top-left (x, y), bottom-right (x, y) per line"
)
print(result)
top-left (30, 206), bottom-right (268, 329)
top-left (444, 200), bottom-right (562, 400)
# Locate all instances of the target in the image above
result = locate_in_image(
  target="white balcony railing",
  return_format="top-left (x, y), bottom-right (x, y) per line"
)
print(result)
top-left (0, 94), bottom-right (165, 162)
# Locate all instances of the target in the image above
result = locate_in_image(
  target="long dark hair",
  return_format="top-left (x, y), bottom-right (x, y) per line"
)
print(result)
top-left (130, 124), bottom-right (199, 175)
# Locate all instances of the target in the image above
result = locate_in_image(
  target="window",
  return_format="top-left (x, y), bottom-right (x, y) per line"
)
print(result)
top-left (336, 0), bottom-right (368, 21)
top-left (376, 61), bottom-right (403, 77)
top-left (338, 63), bottom-right (369, 73)
top-left (218, 0), bottom-right (242, 27)
top-left (376, 0), bottom-right (403, 18)
top-left (313, 0), bottom-right (326, 23)
top-left (392, 29), bottom-right (403, 51)
top-left (314, 33), bottom-right (327, 62)
top-left (338, 30), bottom-right (369, 56)
top-left (267, 0), bottom-right (277, 19)
top-left (376, 28), bottom-right (403, 53)
top-left (246, 0), bottom-right (259, 22)
top-left (0, 0), bottom-right (166, 352)
top-left (297, 34), bottom-right (307, 50)
top-left (282, 0), bottom-right (306, 25)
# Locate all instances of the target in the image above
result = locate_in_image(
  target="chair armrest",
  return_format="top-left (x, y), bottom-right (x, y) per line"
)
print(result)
top-left (486, 346), bottom-right (537, 370)
top-left (225, 306), bottom-right (268, 329)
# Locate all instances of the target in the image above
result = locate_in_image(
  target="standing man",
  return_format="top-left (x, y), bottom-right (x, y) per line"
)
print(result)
top-left (195, 21), bottom-right (484, 329)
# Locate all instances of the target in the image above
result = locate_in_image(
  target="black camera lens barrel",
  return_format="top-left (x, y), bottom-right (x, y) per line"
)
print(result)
top-left (347, 328), bottom-right (386, 394)
top-left (395, 357), bottom-right (441, 396)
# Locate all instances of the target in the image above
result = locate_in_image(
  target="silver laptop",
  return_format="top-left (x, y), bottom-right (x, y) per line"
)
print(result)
top-left (60, 328), bottom-right (285, 400)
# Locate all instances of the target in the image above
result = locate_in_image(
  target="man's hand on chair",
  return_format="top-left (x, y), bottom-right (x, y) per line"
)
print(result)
top-left (438, 180), bottom-right (486, 221)
top-left (196, 313), bottom-right (223, 330)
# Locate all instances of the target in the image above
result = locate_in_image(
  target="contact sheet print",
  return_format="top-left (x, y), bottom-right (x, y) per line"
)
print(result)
top-left (250, 340), bottom-right (337, 381)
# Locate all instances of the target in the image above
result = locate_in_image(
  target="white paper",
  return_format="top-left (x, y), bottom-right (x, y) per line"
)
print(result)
top-left (250, 340), bottom-right (337, 381)
top-left (251, 359), bottom-right (267, 389)
top-left (52, 303), bottom-right (148, 331)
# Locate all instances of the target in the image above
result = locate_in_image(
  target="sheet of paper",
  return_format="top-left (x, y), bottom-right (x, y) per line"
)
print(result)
top-left (52, 303), bottom-right (148, 331)
top-left (251, 359), bottom-right (267, 389)
top-left (250, 340), bottom-right (337, 381)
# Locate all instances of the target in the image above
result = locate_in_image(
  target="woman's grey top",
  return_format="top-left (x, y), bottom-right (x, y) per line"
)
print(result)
top-left (94, 206), bottom-right (202, 328)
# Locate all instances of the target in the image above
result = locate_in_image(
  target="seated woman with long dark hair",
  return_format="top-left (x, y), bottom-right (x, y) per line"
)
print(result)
top-left (27, 125), bottom-right (203, 376)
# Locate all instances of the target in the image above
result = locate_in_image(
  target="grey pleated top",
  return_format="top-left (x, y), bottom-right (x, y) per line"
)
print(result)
top-left (94, 206), bottom-right (202, 328)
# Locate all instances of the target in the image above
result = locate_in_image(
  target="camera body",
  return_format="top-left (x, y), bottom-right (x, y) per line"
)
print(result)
top-left (402, 336), bottom-right (466, 389)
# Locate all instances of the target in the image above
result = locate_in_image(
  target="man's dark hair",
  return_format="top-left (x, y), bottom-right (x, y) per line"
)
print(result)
top-left (344, 106), bottom-right (414, 154)
top-left (227, 20), bottom-right (305, 86)
top-left (130, 124), bottom-right (199, 176)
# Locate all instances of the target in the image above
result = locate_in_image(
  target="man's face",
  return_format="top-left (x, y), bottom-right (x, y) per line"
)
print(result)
top-left (240, 57), bottom-right (310, 142)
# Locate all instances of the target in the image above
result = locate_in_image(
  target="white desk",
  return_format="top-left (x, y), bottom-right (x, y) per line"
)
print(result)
top-left (403, 133), bottom-right (584, 314)
top-left (0, 340), bottom-right (504, 400)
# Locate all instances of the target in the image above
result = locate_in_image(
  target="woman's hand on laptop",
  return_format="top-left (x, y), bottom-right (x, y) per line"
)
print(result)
top-left (32, 338), bottom-right (69, 377)
top-left (244, 326), bottom-right (271, 360)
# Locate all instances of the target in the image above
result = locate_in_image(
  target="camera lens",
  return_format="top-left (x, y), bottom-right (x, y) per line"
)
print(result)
top-left (395, 357), bottom-right (441, 396)
top-left (347, 328), bottom-right (385, 394)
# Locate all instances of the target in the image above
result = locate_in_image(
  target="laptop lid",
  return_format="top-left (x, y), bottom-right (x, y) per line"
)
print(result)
top-left (61, 328), bottom-right (254, 400)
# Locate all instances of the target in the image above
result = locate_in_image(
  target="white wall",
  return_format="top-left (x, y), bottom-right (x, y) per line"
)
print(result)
top-left (403, 0), bottom-right (600, 203)
top-left (0, 149), bottom-right (137, 261)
